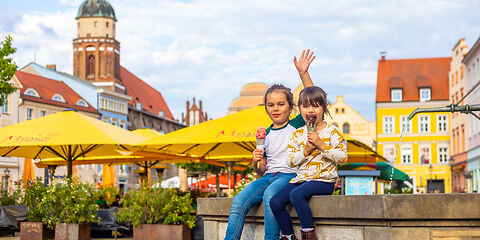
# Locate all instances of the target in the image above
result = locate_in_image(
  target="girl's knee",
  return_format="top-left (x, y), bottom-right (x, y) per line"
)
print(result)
top-left (269, 197), bottom-right (281, 211)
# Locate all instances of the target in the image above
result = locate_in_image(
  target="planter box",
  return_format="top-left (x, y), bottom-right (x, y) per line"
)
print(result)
top-left (134, 224), bottom-right (190, 240)
top-left (20, 222), bottom-right (54, 240)
top-left (55, 223), bottom-right (91, 240)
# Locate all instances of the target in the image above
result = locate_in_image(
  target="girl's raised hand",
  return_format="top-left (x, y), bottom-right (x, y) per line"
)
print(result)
top-left (294, 49), bottom-right (315, 74)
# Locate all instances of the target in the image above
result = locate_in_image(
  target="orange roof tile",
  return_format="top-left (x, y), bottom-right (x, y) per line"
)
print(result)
top-left (376, 57), bottom-right (451, 102)
top-left (119, 66), bottom-right (174, 119)
top-left (15, 71), bottom-right (98, 114)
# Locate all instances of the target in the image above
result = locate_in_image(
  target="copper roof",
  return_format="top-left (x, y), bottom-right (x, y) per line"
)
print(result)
top-left (376, 57), bottom-right (451, 102)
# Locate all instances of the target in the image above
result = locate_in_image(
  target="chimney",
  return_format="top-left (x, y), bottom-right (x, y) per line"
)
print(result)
top-left (46, 64), bottom-right (56, 71)
top-left (186, 100), bottom-right (190, 125)
top-left (380, 51), bottom-right (386, 61)
top-left (199, 100), bottom-right (203, 113)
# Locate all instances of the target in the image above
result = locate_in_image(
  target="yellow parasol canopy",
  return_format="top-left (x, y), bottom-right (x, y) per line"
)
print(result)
top-left (136, 106), bottom-right (386, 164)
top-left (102, 164), bottom-right (115, 188)
top-left (22, 158), bottom-right (35, 186)
top-left (0, 110), bottom-right (148, 177)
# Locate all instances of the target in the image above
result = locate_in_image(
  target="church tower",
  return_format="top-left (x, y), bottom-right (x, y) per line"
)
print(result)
top-left (73, 0), bottom-right (123, 92)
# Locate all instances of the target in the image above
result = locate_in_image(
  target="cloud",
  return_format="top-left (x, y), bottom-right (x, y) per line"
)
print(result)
top-left (3, 0), bottom-right (480, 122)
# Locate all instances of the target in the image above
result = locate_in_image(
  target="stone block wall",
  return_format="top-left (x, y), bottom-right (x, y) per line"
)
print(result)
top-left (197, 194), bottom-right (480, 240)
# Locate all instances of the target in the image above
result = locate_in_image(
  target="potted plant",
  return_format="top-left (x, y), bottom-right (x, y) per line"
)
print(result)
top-left (116, 186), bottom-right (196, 240)
top-left (20, 178), bottom-right (55, 240)
top-left (38, 179), bottom-right (99, 240)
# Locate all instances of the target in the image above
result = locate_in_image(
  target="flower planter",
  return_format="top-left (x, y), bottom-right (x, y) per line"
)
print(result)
top-left (134, 224), bottom-right (190, 240)
top-left (55, 223), bottom-right (91, 240)
top-left (20, 222), bottom-right (54, 240)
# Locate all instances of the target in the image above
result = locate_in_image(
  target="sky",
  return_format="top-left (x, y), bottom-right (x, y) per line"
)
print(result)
top-left (1, 0), bottom-right (479, 122)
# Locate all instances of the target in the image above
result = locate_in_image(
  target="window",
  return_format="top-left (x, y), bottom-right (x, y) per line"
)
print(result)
top-left (437, 115), bottom-right (448, 132)
top-left (418, 115), bottom-right (430, 133)
top-left (343, 123), bottom-right (350, 134)
top-left (401, 145), bottom-right (412, 164)
top-left (419, 88), bottom-right (431, 102)
top-left (26, 108), bottom-right (33, 120)
top-left (119, 120), bottom-right (125, 129)
top-left (101, 116), bottom-right (108, 123)
top-left (335, 108), bottom-right (339, 113)
top-left (24, 88), bottom-right (40, 97)
top-left (40, 110), bottom-right (46, 117)
top-left (76, 99), bottom-right (88, 107)
top-left (383, 145), bottom-right (396, 163)
top-left (94, 21), bottom-right (98, 27)
top-left (111, 118), bottom-right (117, 126)
top-left (383, 116), bottom-right (395, 134)
top-left (451, 74), bottom-right (454, 87)
top-left (438, 145), bottom-right (449, 164)
top-left (106, 22), bottom-right (109, 27)
top-left (2, 97), bottom-right (8, 114)
top-left (400, 116), bottom-right (411, 133)
top-left (341, 108), bottom-right (345, 113)
top-left (87, 55), bottom-right (95, 76)
top-left (461, 66), bottom-right (464, 79)
top-left (391, 89), bottom-right (402, 102)
top-left (419, 145), bottom-right (431, 164)
top-left (52, 94), bottom-right (65, 102)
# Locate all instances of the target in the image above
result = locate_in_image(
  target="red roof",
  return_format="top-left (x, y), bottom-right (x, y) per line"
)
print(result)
top-left (376, 57), bottom-right (451, 102)
top-left (15, 71), bottom-right (98, 114)
top-left (120, 66), bottom-right (174, 119)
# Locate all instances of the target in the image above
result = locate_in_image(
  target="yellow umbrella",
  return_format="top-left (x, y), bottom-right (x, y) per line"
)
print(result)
top-left (102, 164), bottom-right (115, 188)
top-left (22, 158), bottom-right (35, 186)
top-left (132, 128), bottom-right (163, 138)
top-left (136, 106), bottom-right (385, 164)
top-left (0, 110), bottom-right (148, 177)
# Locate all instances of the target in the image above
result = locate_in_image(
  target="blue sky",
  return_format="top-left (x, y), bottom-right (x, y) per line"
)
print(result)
top-left (1, 0), bottom-right (480, 122)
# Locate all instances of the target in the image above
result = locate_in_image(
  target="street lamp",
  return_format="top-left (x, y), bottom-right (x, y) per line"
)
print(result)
top-left (3, 168), bottom-right (10, 190)
top-left (449, 157), bottom-right (455, 193)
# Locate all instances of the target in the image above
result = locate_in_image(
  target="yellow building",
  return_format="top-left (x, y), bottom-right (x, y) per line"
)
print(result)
top-left (228, 82), bottom-right (268, 114)
top-left (376, 56), bottom-right (452, 193)
top-left (293, 86), bottom-right (376, 148)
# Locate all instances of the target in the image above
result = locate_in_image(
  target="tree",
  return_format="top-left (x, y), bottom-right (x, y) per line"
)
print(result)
top-left (0, 35), bottom-right (18, 106)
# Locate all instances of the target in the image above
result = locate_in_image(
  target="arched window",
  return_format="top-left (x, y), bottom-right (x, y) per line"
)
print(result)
top-left (87, 55), bottom-right (95, 76)
top-left (24, 88), bottom-right (40, 97)
top-left (76, 99), bottom-right (88, 107)
top-left (52, 94), bottom-right (65, 103)
top-left (343, 123), bottom-right (350, 134)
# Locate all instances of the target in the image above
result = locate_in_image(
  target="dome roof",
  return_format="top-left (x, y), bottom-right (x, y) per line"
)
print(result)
top-left (76, 0), bottom-right (116, 20)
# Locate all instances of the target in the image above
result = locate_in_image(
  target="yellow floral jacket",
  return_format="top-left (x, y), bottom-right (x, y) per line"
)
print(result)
top-left (287, 123), bottom-right (347, 183)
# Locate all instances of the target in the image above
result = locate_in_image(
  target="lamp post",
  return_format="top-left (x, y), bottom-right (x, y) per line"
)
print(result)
top-left (3, 168), bottom-right (10, 191)
top-left (449, 156), bottom-right (455, 193)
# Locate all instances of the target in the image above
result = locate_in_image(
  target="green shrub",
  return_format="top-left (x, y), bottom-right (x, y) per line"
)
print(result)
top-left (38, 179), bottom-right (99, 229)
top-left (116, 186), bottom-right (196, 228)
top-left (22, 178), bottom-right (47, 222)
top-left (0, 179), bottom-right (21, 206)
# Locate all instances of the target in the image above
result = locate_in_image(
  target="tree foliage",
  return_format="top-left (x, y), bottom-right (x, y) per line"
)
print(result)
top-left (0, 35), bottom-right (17, 106)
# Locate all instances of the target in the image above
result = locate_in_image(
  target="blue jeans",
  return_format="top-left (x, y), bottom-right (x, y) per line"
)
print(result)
top-left (224, 172), bottom-right (296, 240)
top-left (270, 181), bottom-right (334, 235)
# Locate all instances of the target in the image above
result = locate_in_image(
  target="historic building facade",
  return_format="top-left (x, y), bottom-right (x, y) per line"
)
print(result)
top-left (376, 56), bottom-right (452, 193)
top-left (228, 82), bottom-right (268, 114)
top-left (463, 36), bottom-right (480, 193)
top-left (449, 39), bottom-right (469, 193)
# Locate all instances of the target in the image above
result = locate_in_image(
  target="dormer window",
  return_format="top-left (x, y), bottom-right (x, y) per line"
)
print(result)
top-left (52, 94), bottom-right (65, 103)
top-left (25, 88), bottom-right (40, 97)
top-left (391, 89), bottom-right (402, 102)
top-left (419, 88), bottom-right (431, 102)
top-left (76, 99), bottom-right (88, 107)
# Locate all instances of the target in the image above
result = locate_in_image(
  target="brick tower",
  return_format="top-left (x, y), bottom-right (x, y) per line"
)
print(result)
top-left (73, 0), bottom-right (123, 93)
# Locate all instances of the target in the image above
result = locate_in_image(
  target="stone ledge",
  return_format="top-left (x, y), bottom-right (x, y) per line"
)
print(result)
top-left (198, 194), bottom-right (480, 220)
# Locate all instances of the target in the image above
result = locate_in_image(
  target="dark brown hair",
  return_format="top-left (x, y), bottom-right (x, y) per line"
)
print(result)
top-left (298, 86), bottom-right (331, 119)
top-left (263, 84), bottom-right (295, 110)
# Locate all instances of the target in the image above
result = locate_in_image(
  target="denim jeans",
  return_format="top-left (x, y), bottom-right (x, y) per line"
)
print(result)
top-left (224, 172), bottom-right (296, 240)
top-left (270, 181), bottom-right (334, 235)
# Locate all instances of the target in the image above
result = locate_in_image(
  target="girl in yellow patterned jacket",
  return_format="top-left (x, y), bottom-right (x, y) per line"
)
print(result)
top-left (270, 86), bottom-right (347, 240)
